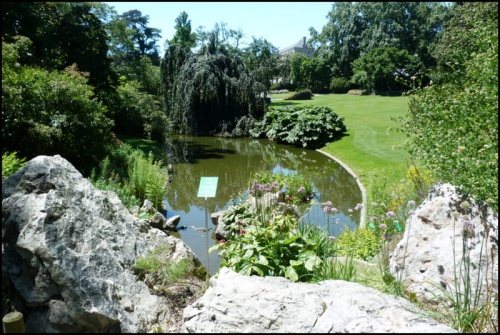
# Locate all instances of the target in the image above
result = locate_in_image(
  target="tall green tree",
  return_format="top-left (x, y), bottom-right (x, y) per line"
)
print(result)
top-left (168, 11), bottom-right (197, 48)
top-left (161, 31), bottom-right (266, 136)
top-left (288, 53), bottom-right (309, 89)
top-left (119, 10), bottom-right (162, 65)
top-left (351, 47), bottom-right (422, 92)
top-left (2, 2), bottom-right (116, 94)
top-left (398, 2), bottom-right (498, 210)
top-left (300, 57), bottom-right (331, 93)
top-left (241, 37), bottom-right (280, 91)
top-left (313, 2), bottom-right (451, 81)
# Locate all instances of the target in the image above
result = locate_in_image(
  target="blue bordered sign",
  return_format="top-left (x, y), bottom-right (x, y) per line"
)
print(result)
top-left (197, 177), bottom-right (218, 198)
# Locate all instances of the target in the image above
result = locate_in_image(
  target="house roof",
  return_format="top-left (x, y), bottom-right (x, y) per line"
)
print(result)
top-left (279, 37), bottom-right (307, 54)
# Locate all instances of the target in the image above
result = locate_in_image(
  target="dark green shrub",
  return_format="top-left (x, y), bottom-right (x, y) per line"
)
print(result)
top-left (330, 77), bottom-right (351, 93)
top-left (284, 89), bottom-right (313, 100)
top-left (250, 105), bottom-right (348, 149)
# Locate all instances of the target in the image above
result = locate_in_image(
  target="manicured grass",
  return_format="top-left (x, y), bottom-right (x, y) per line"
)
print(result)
top-left (116, 133), bottom-right (167, 163)
top-left (269, 93), bottom-right (415, 192)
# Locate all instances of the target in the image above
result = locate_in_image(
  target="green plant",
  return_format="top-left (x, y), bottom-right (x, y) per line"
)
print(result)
top-left (425, 201), bottom-right (496, 332)
top-left (133, 246), bottom-right (205, 288)
top-left (330, 77), bottom-right (351, 94)
top-left (127, 150), bottom-right (169, 209)
top-left (2, 151), bottom-right (27, 180)
top-left (396, 2), bottom-right (498, 212)
top-left (284, 89), bottom-right (313, 100)
top-left (250, 105), bottom-right (347, 149)
top-left (335, 226), bottom-right (382, 261)
top-left (248, 170), bottom-right (314, 204)
top-left (90, 153), bottom-right (141, 209)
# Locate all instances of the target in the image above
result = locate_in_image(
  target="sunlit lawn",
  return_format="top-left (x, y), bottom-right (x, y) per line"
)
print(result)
top-left (269, 92), bottom-right (415, 191)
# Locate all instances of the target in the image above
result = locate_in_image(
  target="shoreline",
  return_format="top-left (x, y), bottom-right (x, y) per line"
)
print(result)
top-left (316, 149), bottom-right (367, 227)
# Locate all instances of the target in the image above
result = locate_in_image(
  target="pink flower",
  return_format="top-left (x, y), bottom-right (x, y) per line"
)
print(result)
top-left (386, 211), bottom-right (396, 218)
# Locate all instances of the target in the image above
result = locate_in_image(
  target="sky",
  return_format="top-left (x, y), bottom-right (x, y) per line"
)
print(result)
top-left (103, 2), bottom-right (334, 53)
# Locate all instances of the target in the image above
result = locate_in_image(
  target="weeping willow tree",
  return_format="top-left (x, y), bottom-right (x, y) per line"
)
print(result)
top-left (161, 32), bottom-right (266, 136)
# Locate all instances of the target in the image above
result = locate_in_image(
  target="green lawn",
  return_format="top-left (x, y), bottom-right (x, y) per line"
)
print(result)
top-left (269, 93), bottom-right (414, 192)
top-left (116, 133), bottom-right (166, 162)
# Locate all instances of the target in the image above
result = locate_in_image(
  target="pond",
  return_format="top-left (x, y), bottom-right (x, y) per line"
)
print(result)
top-left (162, 135), bottom-right (362, 275)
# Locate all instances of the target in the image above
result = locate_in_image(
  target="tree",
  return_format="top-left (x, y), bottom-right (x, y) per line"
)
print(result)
top-left (300, 57), bottom-right (331, 93)
top-left (398, 2), bottom-right (498, 210)
top-left (289, 53), bottom-right (309, 89)
top-left (313, 2), bottom-right (452, 81)
top-left (168, 11), bottom-right (197, 48)
top-left (241, 37), bottom-right (280, 91)
top-left (120, 10), bottom-right (162, 65)
top-left (161, 31), bottom-right (266, 136)
top-left (2, 36), bottom-right (113, 175)
top-left (2, 2), bottom-right (117, 94)
top-left (351, 47), bottom-right (422, 93)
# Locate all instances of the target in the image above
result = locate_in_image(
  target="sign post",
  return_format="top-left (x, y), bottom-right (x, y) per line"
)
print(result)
top-left (197, 177), bottom-right (218, 284)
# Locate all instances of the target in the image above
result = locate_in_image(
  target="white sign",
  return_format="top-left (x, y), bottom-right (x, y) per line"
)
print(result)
top-left (197, 177), bottom-right (218, 198)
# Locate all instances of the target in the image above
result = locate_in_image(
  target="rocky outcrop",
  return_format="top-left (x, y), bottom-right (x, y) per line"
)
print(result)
top-left (183, 182), bottom-right (498, 333)
top-left (389, 183), bottom-right (498, 307)
top-left (182, 267), bottom-right (456, 333)
top-left (2, 155), bottom-right (204, 332)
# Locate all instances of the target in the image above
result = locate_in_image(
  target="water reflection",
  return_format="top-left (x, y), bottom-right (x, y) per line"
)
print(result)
top-left (163, 135), bottom-right (362, 275)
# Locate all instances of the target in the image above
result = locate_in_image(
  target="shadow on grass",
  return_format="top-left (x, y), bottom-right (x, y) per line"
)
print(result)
top-left (269, 101), bottom-right (300, 108)
top-left (116, 133), bottom-right (167, 162)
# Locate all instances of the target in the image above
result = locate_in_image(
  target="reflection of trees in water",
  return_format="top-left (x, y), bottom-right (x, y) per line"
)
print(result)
top-left (163, 135), bottom-right (361, 215)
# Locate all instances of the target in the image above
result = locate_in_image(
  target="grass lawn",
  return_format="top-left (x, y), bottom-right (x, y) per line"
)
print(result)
top-left (269, 93), bottom-right (416, 194)
top-left (115, 132), bottom-right (166, 163)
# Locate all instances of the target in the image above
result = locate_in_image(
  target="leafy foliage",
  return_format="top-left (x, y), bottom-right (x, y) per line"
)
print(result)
top-left (2, 152), bottom-right (27, 180)
top-left (248, 170), bottom-right (314, 205)
top-left (351, 47), bottom-right (422, 93)
top-left (90, 144), bottom-right (169, 210)
top-left (161, 32), bottom-right (266, 136)
top-left (330, 77), bottom-right (351, 93)
top-left (211, 212), bottom-right (337, 282)
top-left (2, 36), bottom-right (112, 175)
top-left (168, 11), bottom-right (197, 48)
top-left (250, 105), bottom-right (348, 149)
top-left (284, 89), bottom-right (313, 100)
top-left (127, 150), bottom-right (169, 210)
top-left (397, 2), bottom-right (498, 211)
top-left (241, 37), bottom-right (280, 91)
top-left (335, 226), bottom-right (382, 261)
top-left (2, 2), bottom-right (117, 94)
top-left (312, 2), bottom-right (452, 80)
top-left (111, 79), bottom-right (168, 142)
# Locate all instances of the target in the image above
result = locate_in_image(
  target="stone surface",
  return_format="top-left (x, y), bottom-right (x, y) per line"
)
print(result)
top-left (389, 183), bottom-right (498, 306)
top-left (182, 267), bottom-right (456, 333)
top-left (2, 155), bottom-right (203, 333)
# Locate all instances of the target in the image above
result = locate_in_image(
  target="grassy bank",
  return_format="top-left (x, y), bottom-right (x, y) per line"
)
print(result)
top-left (269, 93), bottom-right (416, 198)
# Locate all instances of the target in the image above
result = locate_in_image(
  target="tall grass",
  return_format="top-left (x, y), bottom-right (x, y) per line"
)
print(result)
top-left (127, 150), bottom-right (169, 210)
top-left (90, 145), bottom-right (169, 210)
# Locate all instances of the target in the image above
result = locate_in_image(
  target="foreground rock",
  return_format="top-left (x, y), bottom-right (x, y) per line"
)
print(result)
top-left (389, 183), bottom-right (498, 307)
top-left (2, 155), bottom-right (205, 332)
top-left (182, 267), bottom-right (456, 333)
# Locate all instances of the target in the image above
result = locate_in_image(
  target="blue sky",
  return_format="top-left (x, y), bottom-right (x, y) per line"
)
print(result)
top-left (103, 2), bottom-right (334, 53)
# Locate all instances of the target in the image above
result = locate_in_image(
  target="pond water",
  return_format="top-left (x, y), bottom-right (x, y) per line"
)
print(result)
top-left (162, 135), bottom-right (362, 275)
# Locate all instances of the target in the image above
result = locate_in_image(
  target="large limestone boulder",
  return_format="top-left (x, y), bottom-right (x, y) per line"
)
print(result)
top-left (2, 155), bottom-right (204, 332)
top-left (389, 183), bottom-right (498, 306)
top-left (182, 267), bottom-right (456, 333)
